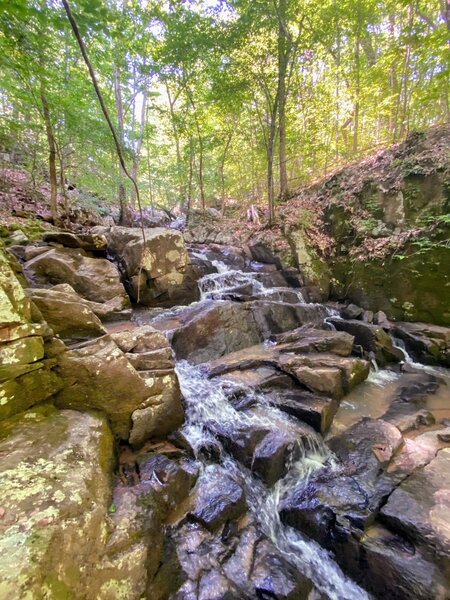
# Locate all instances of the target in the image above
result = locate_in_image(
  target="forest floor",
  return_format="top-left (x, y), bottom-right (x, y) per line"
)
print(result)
top-left (1, 124), bottom-right (449, 258)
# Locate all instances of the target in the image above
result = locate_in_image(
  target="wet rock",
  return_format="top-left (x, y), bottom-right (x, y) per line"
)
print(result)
top-left (283, 363), bottom-right (343, 398)
top-left (249, 243), bottom-right (284, 269)
top-left (328, 317), bottom-right (403, 365)
top-left (157, 300), bottom-right (330, 364)
top-left (23, 246), bottom-right (127, 304)
top-left (381, 447), bottom-right (450, 560)
top-left (351, 523), bottom-right (449, 600)
top-left (42, 230), bottom-right (108, 253)
top-left (340, 523), bottom-right (448, 600)
top-left (273, 327), bottom-right (354, 357)
top-left (392, 321), bottom-right (450, 366)
top-left (361, 310), bottom-right (374, 323)
top-left (270, 389), bottom-right (338, 433)
top-left (328, 418), bottom-right (404, 512)
top-left (216, 365), bottom-right (294, 392)
top-left (252, 538), bottom-right (313, 599)
top-left (0, 405), bottom-right (114, 599)
top-left (252, 430), bottom-right (301, 486)
top-left (373, 310), bottom-right (389, 326)
top-left (197, 570), bottom-right (239, 600)
top-left (279, 353), bottom-right (370, 399)
top-left (341, 303), bottom-right (364, 320)
top-left (380, 372), bottom-right (440, 432)
top-left (219, 423), bottom-right (270, 468)
top-left (138, 454), bottom-right (198, 516)
top-left (189, 467), bottom-right (246, 531)
top-left (251, 300), bottom-right (330, 338)
top-left (280, 472), bottom-right (370, 548)
top-left (157, 301), bottom-right (262, 364)
top-left (27, 287), bottom-right (107, 342)
top-left (208, 344), bottom-right (279, 377)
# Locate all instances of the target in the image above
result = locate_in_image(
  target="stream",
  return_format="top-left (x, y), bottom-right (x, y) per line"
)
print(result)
top-left (135, 244), bottom-right (450, 600)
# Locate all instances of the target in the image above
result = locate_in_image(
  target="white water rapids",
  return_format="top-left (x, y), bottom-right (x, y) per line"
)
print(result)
top-left (176, 360), bottom-right (371, 600)
top-left (171, 253), bottom-right (371, 599)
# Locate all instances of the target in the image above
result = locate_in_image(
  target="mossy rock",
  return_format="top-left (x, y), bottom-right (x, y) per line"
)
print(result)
top-left (331, 235), bottom-right (450, 325)
top-left (287, 230), bottom-right (330, 298)
top-left (0, 405), bottom-right (114, 599)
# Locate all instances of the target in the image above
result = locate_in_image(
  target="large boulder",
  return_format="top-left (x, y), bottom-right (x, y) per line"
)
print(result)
top-left (55, 328), bottom-right (183, 446)
top-left (152, 300), bottom-right (330, 364)
top-left (23, 246), bottom-right (127, 304)
top-left (0, 405), bottom-right (114, 599)
top-left (330, 227), bottom-right (450, 326)
top-left (100, 226), bottom-right (198, 307)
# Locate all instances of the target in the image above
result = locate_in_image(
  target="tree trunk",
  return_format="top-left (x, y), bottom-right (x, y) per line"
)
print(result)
top-left (40, 81), bottom-right (58, 223)
top-left (267, 103), bottom-right (278, 225)
top-left (114, 65), bottom-right (130, 225)
top-left (131, 88), bottom-right (148, 208)
top-left (185, 87), bottom-right (205, 210)
top-left (353, 14), bottom-right (361, 155)
top-left (220, 131), bottom-right (232, 216)
top-left (186, 137), bottom-right (194, 226)
top-left (277, 0), bottom-right (289, 198)
top-left (166, 84), bottom-right (185, 205)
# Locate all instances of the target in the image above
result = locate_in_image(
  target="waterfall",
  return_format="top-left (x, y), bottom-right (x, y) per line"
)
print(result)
top-left (176, 360), bottom-right (371, 600)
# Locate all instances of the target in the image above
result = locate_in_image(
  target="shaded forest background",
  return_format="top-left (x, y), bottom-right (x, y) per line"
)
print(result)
top-left (1, 0), bottom-right (449, 224)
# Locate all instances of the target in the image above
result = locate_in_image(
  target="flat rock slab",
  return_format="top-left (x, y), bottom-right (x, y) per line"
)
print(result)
top-left (381, 447), bottom-right (450, 560)
top-left (27, 287), bottom-right (107, 342)
top-left (273, 327), bottom-right (355, 357)
top-left (278, 353), bottom-right (370, 398)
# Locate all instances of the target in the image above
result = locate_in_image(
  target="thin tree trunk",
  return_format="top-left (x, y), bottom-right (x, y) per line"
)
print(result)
top-left (40, 81), bottom-right (58, 223)
top-left (267, 101), bottom-right (278, 225)
top-left (114, 65), bottom-right (129, 224)
top-left (220, 131), bottom-right (232, 216)
top-left (277, 0), bottom-right (289, 198)
top-left (185, 87), bottom-right (205, 210)
top-left (56, 142), bottom-right (70, 219)
top-left (353, 21), bottom-right (361, 154)
top-left (166, 84), bottom-right (184, 204)
top-left (131, 88), bottom-right (148, 208)
top-left (186, 137), bottom-right (194, 226)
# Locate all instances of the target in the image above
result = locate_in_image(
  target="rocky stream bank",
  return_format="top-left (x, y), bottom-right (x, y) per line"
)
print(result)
top-left (0, 223), bottom-right (449, 600)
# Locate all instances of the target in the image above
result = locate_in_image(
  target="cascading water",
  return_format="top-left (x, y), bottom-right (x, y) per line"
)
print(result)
top-left (176, 360), bottom-right (371, 600)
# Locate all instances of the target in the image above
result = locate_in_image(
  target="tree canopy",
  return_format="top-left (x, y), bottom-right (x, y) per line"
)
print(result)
top-left (1, 0), bottom-right (449, 223)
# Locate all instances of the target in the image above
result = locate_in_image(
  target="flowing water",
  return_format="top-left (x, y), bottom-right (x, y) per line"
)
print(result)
top-left (166, 251), bottom-right (372, 599)
top-left (176, 360), bottom-right (371, 600)
top-left (150, 247), bottom-right (448, 599)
